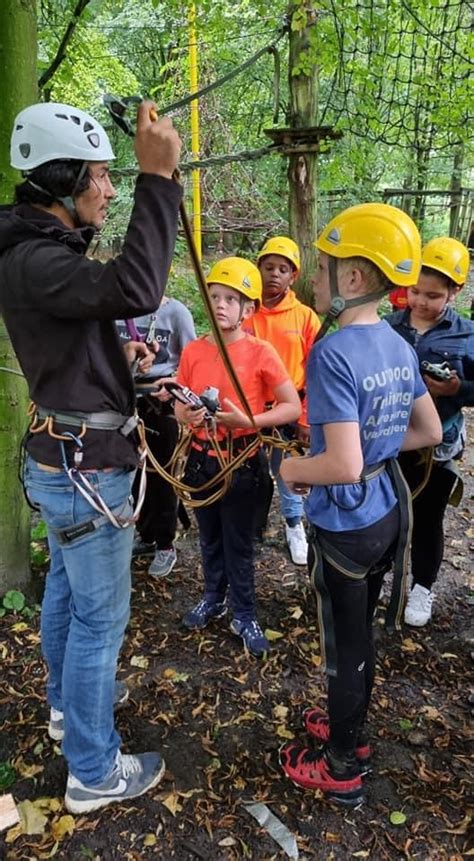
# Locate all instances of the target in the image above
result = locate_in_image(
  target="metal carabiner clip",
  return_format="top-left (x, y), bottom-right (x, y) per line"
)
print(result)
top-left (145, 314), bottom-right (157, 345)
top-left (103, 94), bottom-right (142, 138)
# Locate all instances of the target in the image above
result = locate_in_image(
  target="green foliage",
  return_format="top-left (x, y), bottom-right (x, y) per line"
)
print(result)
top-left (31, 519), bottom-right (49, 568)
top-left (2, 590), bottom-right (26, 613)
top-left (0, 588), bottom-right (39, 618)
top-left (0, 761), bottom-right (16, 791)
top-left (31, 520), bottom-right (48, 541)
top-left (33, 0), bottom-right (472, 245)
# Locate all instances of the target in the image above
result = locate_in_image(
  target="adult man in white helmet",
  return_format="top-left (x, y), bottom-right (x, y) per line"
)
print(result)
top-left (0, 101), bottom-right (182, 814)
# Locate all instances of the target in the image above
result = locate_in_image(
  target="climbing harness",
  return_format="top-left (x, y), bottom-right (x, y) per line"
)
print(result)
top-left (26, 401), bottom-right (147, 532)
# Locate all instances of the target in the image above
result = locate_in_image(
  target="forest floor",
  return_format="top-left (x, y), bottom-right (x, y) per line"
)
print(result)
top-left (0, 431), bottom-right (472, 861)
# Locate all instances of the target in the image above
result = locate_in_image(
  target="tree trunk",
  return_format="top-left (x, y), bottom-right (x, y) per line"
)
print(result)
top-left (287, 1), bottom-right (318, 306)
top-left (449, 144), bottom-right (464, 238)
top-left (0, 0), bottom-right (37, 595)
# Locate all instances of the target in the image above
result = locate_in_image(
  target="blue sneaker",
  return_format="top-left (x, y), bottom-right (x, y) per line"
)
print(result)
top-left (230, 618), bottom-right (269, 657)
top-left (65, 750), bottom-right (165, 814)
top-left (48, 680), bottom-right (129, 741)
top-left (183, 598), bottom-right (227, 630)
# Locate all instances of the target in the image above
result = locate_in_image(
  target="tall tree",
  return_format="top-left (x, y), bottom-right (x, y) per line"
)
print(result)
top-left (0, 0), bottom-right (37, 595)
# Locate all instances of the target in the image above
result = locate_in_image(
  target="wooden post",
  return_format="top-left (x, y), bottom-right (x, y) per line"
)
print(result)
top-left (287, 1), bottom-right (319, 306)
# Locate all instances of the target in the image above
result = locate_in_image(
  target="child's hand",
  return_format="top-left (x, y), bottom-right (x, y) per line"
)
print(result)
top-left (423, 372), bottom-right (461, 398)
top-left (215, 398), bottom-right (253, 430)
top-left (180, 403), bottom-right (207, 427)
top-left (149, 376), bottom-right (176, 402)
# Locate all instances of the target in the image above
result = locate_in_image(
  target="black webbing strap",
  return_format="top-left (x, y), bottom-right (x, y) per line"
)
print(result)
top-left (50, 501), bottom-right (132, 546)
top-left (308, 456), bottom-right (413, 675)
top-left (308, 526), bottom-right (369, 677)
top-left (384, 457), bottom-right (413, 631)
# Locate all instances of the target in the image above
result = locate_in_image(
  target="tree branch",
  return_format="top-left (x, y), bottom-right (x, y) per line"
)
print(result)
top-left (39, 0), bottom-right (92, 90)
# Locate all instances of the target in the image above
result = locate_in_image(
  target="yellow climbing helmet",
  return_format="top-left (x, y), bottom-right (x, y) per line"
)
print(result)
top-left (316, 203), bottom-right (421, 288)
top-left (257, 236), bottom-right (301, 273)
top-left (421, 237), bottom-right (469, 287)
top-left (207, 257), bottom-right (262, 307)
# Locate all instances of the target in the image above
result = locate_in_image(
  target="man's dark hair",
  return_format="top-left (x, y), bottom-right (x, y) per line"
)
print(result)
top-left (14, 160), bottom-right (91, 206)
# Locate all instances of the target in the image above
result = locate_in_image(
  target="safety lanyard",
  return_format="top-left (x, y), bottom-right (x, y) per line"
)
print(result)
top-left (104, 95), bottom-right (259, 435)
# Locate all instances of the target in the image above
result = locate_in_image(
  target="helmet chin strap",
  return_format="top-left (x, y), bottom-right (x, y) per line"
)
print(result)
top-left (26, 161), bottom-right (90, 228)
top-left (228, 295), bottom-right (249, 332)
top-left (314, 257), bottom-right (387, 344)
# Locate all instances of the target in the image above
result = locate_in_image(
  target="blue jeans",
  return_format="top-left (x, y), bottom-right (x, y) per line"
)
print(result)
top-left (271, 446), bottom-right (304, 522)
top-left (24, 457), bottom-right (134, 785)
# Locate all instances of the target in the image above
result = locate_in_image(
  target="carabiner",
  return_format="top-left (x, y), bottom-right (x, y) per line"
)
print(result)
top-left (103, 94), bottom-right (142, 138)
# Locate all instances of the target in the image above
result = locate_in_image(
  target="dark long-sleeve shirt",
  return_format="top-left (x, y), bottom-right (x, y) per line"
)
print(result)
top-left (0, 173), bottom-right (182, 468)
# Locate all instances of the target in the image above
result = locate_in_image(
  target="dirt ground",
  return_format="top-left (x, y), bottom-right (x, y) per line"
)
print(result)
top-left (0, 433), bottom-right (472, 860)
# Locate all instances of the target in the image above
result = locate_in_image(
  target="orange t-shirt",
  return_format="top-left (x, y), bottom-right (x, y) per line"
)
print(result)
top-left (244, 289), bottom-right (320, 425)
top-left (176, 333), bottom-right (289, 441)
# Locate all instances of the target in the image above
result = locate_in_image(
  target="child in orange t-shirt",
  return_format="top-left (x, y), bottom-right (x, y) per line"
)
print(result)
top-left (175, 257), bottom-right (301, 656)
top-left (245, 237), bottom-right (321, 565)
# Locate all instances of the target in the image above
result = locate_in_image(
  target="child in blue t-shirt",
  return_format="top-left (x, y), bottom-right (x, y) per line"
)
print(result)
top-left (278, 203), bottom-right (442, 807)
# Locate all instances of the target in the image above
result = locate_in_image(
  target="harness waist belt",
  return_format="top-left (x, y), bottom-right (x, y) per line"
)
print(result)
top-left (358, 461), bottom-right (386, 482)
top-left (36, 406), bottom-right (138, 436)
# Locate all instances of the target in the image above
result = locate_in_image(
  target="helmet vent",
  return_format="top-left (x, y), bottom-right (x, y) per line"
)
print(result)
top-left (55, 113), bottom-right (69, 120)
top-left (395, 259), bottom-right (413, 273)
top-left (71, 115), bottom-right (81, 125)
top-left (16, 124), bottom-right (23, 130)
top-left (19, 143), bottom-right (31, 158)
top-left (87, 133), bottom-right (100, 148)
top-left (83, 121), bottom-right (93, 132)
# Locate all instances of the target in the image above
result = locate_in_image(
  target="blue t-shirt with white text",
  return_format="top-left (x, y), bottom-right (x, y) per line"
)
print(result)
top-left (304, 320), bottom-right (426, 531)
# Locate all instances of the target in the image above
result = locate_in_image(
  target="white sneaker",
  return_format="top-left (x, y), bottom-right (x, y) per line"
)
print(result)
top-left (404, 584), bottom-right (434, 626)
top-left (285, 522), bottom-right (308, 565)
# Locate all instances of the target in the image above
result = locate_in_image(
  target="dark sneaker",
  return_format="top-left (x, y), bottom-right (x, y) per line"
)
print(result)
top-left (183, 598), bottom-right (227, 630)
top-left (230, 618), bottom-right (269, 657)
top-left (65, 750), bottom-right (165, 814)
top-left (303, 707), bottom-right (372, 772)
top-left (132, 535), bottom-right (156, 558)
top-left (279, 742), bottom-right (363, 806)
top-left (48, 680), bottom-right (129, 742)
top-left (149, 547), bottom-right (177, 578)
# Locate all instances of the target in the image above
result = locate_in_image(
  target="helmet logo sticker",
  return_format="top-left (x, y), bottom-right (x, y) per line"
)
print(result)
top-left (242, 276), bottom-right (251, 289)
top-left (326, 227), bottom-right (341, 245)
top-left (395, 259), bottom-right (413, 273)
top-left (87, 133), bottom-right (100, 148)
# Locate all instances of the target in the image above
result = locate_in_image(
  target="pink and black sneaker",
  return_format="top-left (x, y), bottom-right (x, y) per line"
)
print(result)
top-left (280, 742), bottom-right (364, 807)
top-left (303, 707), bottom-right (372, 773)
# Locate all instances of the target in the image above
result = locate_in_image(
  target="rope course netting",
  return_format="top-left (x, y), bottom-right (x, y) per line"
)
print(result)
top-left (318, 0), bottom-right (472, 149)
top-left (45, 1), bottom-right (472, 245)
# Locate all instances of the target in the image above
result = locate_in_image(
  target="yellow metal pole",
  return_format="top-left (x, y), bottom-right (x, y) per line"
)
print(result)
top-left (188, 3), bottom-right (202, 260)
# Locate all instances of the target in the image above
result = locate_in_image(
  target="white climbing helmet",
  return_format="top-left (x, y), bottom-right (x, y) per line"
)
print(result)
top-left (10, 102), bottom-right (115, 171)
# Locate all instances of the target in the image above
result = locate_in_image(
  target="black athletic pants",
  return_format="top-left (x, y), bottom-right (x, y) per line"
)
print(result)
top-left (310, 505), bottom-right (399, 755)
top-left (133, 397), bottom-right (179, 549)
top-left (399, 451), bottom-right (457, 590)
